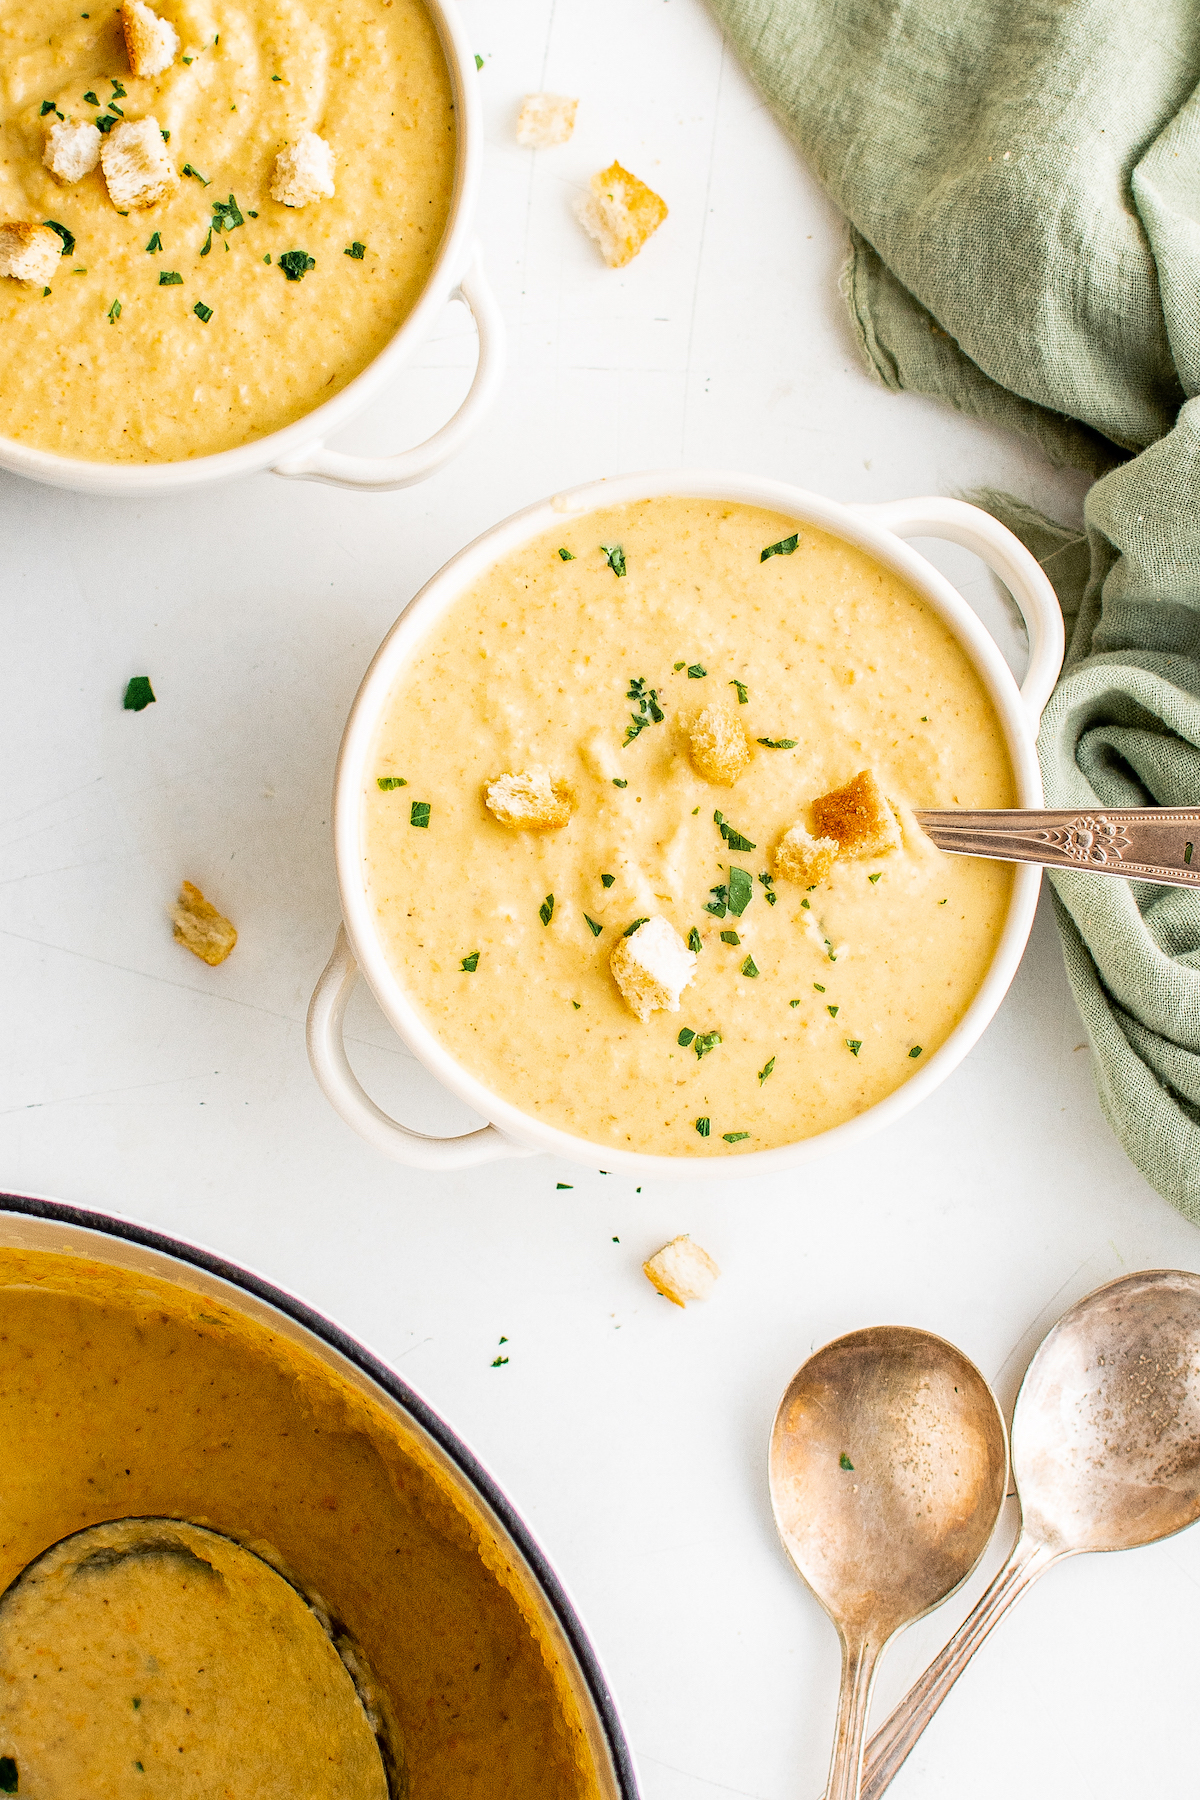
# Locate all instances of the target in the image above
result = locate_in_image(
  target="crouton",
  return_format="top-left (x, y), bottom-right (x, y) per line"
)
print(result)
top-left (775, 822), bottom-right (840, 887)
top-left (609, 916), bottom-right (696, 1022)
top-left (0, 222), bottom-right (63, 286)
top-left (643, 1235), bottom-right (721, 1307)
top-left (43, 119), bottom-right (102, 184)
top-left (100, 116), bottom-right (175, 209)
top-left (270, 133), bottom-right (335, 207)
top-left (689, 703), bottom-right (750, 786)
top-left (484, 768), bottom-right (573, 831)
top-left (121, 0), bottom-right (179, 77)
top-left (574, 160), bottom-right (667, 268)
top-left (812, 769), bottom-right (901, 858)
top-left (171, 880), bottom-right (237, 966)
top-left (516, 93), bottom-right (578, 148)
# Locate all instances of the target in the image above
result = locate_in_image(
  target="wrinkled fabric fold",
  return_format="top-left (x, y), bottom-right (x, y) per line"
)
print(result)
top-left (710, 0), bottom-right (1200, 1217)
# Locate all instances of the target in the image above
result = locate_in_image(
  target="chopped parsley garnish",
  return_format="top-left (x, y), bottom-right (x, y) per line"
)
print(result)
top-left (722, 1131), bottom-right (750, 1142)
top-left (263, 253), bottom-right (271, 263)
top-left (727, 866), bottom-right (753, 915)
top-left (693, 1031), bottom-right (721, 1059)
top-left (248, 209), bottom-right (258, 217)
top-left (600, 542), bottom-right (626, 577)
top-left (41, 99), bottom-right (57, 115)
top-left (539, 893), bottom-right (554, 926)
top-left (182, 53), bottom-right (193, 62)
top-left (687, 663), bottom-right (707, 679)
top-left (279, 249), bottom-right (315, 280)
top-left (695, 1116), bottom-right (710, 1136)
top-left (111, 79), bottom-right (127, 98)
top-left (558, 546), bottom-right (574, 560)
top-left (43, 220), bottom-right (74, 256)
top-left (211, 192), bottom-right (244, 231)
top-left (345, 240), bottom-right (366, 259)
top-left (0, 1758), bottom-right (17, 1794)
top-left (122, 675), bottom-right (155, 711)
top-left (677, 1027), bottom-right (695, 1047)
top-left (491, 1355), bottom-right (509, 1367)
top-left (95, 112), bottom-right (119, 130)
top-left (790, 998), bottom-right (801, 1007)
top-left (813, 982), bottom-right (825, 992)
top-left (741, 955), bottom-right (759, 977)
top-left (757, 737), bottom-right (798, 749)
top-left (801, 897), bottom-right (810, 909)
top-left (107, 297), bottom-right (121, 322)
top-left (920, 715), bottom-right (928, 721)
top-left (845, 1039), bottom-right (862, 1056)
top-left (868, 872), bottom-right (882, 883)
top-left (612, 777), bottom-right (627, 788)
top-left (729, 679), bottom-right (749, 704)
top-left (601, 872), bottom-right (616, 887)
top-left (623, 917), bottom-right (649, 936)
top-left (623, 674), bottom-right (664, 744)
top-left (909, 1045), bottom-right (923, 1058)
top-left (939, 897), bottom-right (948, 905)
top-left (200, 229), bottom-right (212, 255)
top-left (827, 1004), bottom-right (839, 1017)
top-left (145, 231), bottom-right (163, 253)
top-left (108, 101), bottom-right (124, 115)
top-left (557, 1182), bottom-right (573, 1189)
top-left (161, 128), bottom-right (170, 140)
top-left (474, 52), bottom-right (484, 68)
top-left (687, 927), bottom-right (702, 953)
top-left (761, 532), bottom-right (799, 561)
top-left (182, 163), bottom-right (210, 184)
top-left (584, 914), bottom-right (603, 937)
top-left (410, 800), bottom-right (431, 828)
top-left (460, 951), bottom-right (480, 971)
top-left (159, 270), bottom-right (183, 284)
top-left (758, 1056), bottom-right (775, 1084)
top-left (193, 300), bottom-right (213, 322)
top-left (83, 90), bottom-right (99, 105)
top-left (272, 72), bottom-right (282, 79)
top-left (705, 884), bottom-right (729, 918)
top-left (759, 870), bottom-right (777, 904)
top-left (720, 929), bottom-right (740, 945)
top-left (714, 810), bottom-right (756, 853)
top-left (839, 1452), bottom-right (854, 1471)
top-left (376, 776), bottom-right (407, 789)
top-left (673, 660), bottom-right (685, 671)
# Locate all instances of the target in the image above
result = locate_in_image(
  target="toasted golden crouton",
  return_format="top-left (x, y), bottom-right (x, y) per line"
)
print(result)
top-left (574, 161), bottom-right (667, 268)
top-left (172, 880), bottom-right (237, 966)
top-left (100, 117), bottom-right (175, 209)
top-left (121, 0), bottom-right (179, 77)
top-left (0, 222), bottom-right (63, 285)
top-left (516, 93), bottom-right (578, 148)
top-left (44, 119), bottom-right (102, 184)
top-left (609, 916), bottom-right (696, 1022)
top-left (812, 769), bottom-right (901, 858)
top-left (270, 133), bottom-right (335, 207)
top-left (689, 703), bottom-right (750, 786)
top-left (644, 1235), bottom-right (721, 1307)
top-left (484, 768), bottom-right (573, 831)
top-left (775, 822), bottom-right (840, 886)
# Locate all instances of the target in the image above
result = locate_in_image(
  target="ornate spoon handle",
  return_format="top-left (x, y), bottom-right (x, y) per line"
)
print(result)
top-left (915, 807), bottom-right (1200, 887)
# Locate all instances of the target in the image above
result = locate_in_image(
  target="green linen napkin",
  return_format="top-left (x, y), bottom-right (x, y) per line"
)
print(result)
top-left (709, 0), bottom-right (1200, 1218)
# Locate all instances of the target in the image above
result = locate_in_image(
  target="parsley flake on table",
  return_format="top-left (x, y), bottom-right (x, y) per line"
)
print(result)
top-left (557, 1182), bottom-right (573, 1189)
top-left (727, 866), bottom-right (753, 915)
top-left (584, 914), bottom-right (603, 937)
top-left (539, 893), bottom-right (554, 926)
top-left (159, 270), bottom-right (182, 284)
top-left (623, 675), bottom-right (664, 744)
top-left (722, 1131), bottom-right (750, 1142)
top-left (757, 737), bottom-right (798, 749)
top-left (687, 663), bottom-right (707, 679)
top-left (729, 679), bottom-right (749, 704)
top-left (760, 533), bottom-right (799, 562)
top-left (677, 1027), bottom-right (695, 1047)
top-left (122, 676), bottom-right (155, 711)
top-left (491, 1355), bottom-right (508, 1367)
top-left (145, 231), bottom-right (162, 253)
top-left (410, 801), bottom-right (431, 828)
top-left (376, 776), bottom-right (407, 789)
top-left (279, 249), bottom-right (315, 280)
top-left (741, 954), bottom-right (759, 977)
top-left (623, 916), bottom-right (649, 936)
top-left (839, 1452), bottom-right (854, 1471)
top-left (687, 927), bottom-right (702, 952)
top-left (909, 1045), bottom-right (923, 1058)
top-left (345, 240), bottom-right (366, 259)
top-left (601, 872), bottom-right (616, 887)
top-left (600, 542), bottom-right (626, 577)
top-left (474, 52), bottom-right (484, 68)
top-left (758, 1056), bottom-right (775, 1085)
top-left (693, 1031), bottom-right (721, 1060)
top-left (460, 951), bottom-right (480, 972)
top-left (43, 220), bottom-right (74, 256)
top-left (193, 301), bottom-right (213, 322)
top-left (695, 1116), bottom-right (710, 1137)
top-left (845, 1039), bottom-right (862, 1056)
top-left (558, 546), bottom-right (574, 560)
top-left (720, 929), bottom-right (740, 945)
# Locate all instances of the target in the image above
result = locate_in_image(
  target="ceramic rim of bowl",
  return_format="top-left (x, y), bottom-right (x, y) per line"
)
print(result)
top-left (0, 1188), bottom-right (640, 1800)
top-left (333, 469), bottom-right (1045, 1179)
top-left (0, 0), bottom-right (482, 495)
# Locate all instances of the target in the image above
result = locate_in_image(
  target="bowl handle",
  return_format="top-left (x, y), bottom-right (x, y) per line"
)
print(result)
top-left (271, 244), bottom-right (506, 492)
top-left (307, 925), bottom-right (536, 1168)
top-left (846, 497), bottom-right (1064, 729)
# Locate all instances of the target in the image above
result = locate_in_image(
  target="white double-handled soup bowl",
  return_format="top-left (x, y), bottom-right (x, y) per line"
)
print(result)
top-left (309, 471), bottom-right (1064, 1178)
top-left (0, 0), bottom-right (501, 496)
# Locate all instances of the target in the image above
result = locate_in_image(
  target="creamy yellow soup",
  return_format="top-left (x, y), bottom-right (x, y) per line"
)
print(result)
top-left (363, 498), bottom-right (1016, 1158)
top-left (0, 0), bottom-right (455, 460)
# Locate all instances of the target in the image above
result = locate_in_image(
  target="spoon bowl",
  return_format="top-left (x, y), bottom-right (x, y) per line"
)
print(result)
top-left (770, 1325), bottom-right (1007, 1800)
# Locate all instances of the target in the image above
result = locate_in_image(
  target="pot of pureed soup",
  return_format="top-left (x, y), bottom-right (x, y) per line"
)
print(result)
top-left (308, 471), bottom-right (1064, 1178)
top-left (0, 1192), bottom-right (637, 1798)
top-left (0, 0), bottom-right (501, 494)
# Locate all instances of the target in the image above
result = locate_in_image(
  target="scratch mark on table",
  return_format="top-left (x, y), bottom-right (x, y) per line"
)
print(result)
top-left (637, 1751), bottom-right (770, 1799)
top-left (680, 30), bottom-right (727, 458)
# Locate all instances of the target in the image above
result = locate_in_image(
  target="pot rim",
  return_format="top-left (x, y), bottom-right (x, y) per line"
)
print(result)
top-left (0, 0), bottom-right (481, 494)
top-left (0, 1187), bottom-right (640, 1800)
top-left (331, 469), bottom-right (1046, 1179)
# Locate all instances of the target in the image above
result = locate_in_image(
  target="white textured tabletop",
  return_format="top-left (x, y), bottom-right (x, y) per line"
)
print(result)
top-left (2, 2), bottom-right (1198, 1795)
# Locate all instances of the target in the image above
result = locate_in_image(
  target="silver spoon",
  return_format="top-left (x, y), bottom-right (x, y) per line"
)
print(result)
top-left (851, 1269), bottom-right (1200, 1800)
top-left (770, 1326), bottom-right (1008, 1800)
top-left (916, 806), bottom-right (1200, 887)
